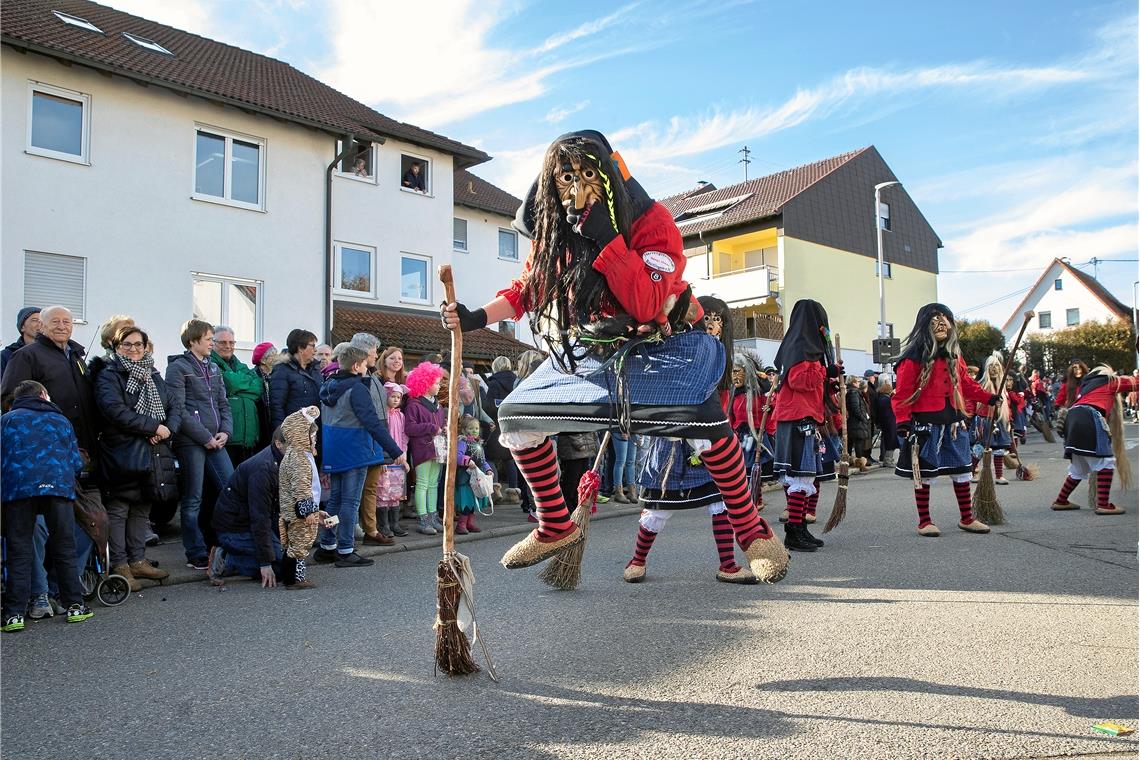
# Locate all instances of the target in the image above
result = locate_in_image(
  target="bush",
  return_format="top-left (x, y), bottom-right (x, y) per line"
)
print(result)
top-left (957, 319), bottom-right (1006, 367)
top-left (1023, 318), bottom-right (1137, 373)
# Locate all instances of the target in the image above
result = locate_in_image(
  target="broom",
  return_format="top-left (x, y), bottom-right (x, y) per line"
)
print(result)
top-left (539, 431), bottom-right (612, 591)
top-left (824, 334), bottom-right (849, 533)
top-left (973, 310), bottom-right (1034, 525)
top-left (751, 404), bottom-right (773, 512)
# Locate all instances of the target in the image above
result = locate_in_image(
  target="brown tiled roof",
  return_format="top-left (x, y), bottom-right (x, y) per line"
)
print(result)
top-left (453, 169), bottom-right (522, 218)
top-left (333, 305), bottom-right (532, 362)
top-left (658, 148), bottom-right (869, 237)
top-left (2, 0), bottom-right (489, 167)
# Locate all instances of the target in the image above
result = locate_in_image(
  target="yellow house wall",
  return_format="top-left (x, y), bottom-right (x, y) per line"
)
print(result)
top-left (781, 236), bottom-right (937, 354)
top-left (709, 228), bottom-right (779, 275)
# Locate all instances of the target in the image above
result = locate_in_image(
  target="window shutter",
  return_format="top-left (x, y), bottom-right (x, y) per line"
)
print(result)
top-left (23, 252), bottom-right (86, 321)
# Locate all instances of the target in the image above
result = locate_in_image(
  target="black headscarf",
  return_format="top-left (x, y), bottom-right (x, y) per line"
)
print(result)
top-left (896, 302), bottom-right (955, 366)
top-left (774, 299), bottom-right (832, 386)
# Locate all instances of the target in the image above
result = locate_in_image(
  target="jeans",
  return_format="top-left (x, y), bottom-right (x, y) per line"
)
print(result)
top-left (2, 497), bottom-right (85, 617)
top-left (216, 530), bottom-right (283, 579)
top-left (319, 467), bottom-right (368, 555)
top-left (31, 516), bottom-right (49, 597)
top-left (175, 445), bottom-right (235, 563)
top-left (610, 434), bottom-right (636, 490)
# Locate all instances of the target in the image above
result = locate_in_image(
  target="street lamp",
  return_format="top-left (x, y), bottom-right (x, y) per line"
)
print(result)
top-left (875, 180), bottom-right (900, 368)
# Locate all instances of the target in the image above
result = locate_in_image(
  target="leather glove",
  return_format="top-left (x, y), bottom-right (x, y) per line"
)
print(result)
top-left (441, 302), bottom-right (487, 332)
top-left (987, 393), bottom-right (1002, 406)
top-left (575, 201), bottom-right (621, 248)
top-left (826, 363), bottom-right (843, 378)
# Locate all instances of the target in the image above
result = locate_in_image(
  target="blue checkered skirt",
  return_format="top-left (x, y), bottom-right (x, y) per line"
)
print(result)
top-left (894, 421), bottom-right (972, 479)
top-left (972, 415), bottom-right (1011, 453)
top-left (635, 438), bottom-right (720, 511)
top-left (1064, 405), bottom-right (1112, 459)
top-left (774, 419), bottom-right (834, 480)
top-left (497, 330), bottom-right (731, 439)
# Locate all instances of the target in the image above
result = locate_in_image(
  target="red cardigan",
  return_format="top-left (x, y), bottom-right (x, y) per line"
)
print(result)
top-left (1075, 376), bottom-right (1138, 416)
top-left (774, 361), bottom-right (827, 424)
top-left (892, 356), bottom-right (992, 425)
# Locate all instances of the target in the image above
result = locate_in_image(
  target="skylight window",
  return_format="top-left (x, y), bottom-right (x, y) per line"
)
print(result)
top-left (674, 193), bottom-right (752, 226)
top-left (53, 11), bottom-right (103, 34)
top-left (123, 32), bottom-right (173, 55)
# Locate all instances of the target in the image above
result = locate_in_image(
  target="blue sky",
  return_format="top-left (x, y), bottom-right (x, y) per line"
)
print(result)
top-left (113, 0), bottom-right (1138, 326)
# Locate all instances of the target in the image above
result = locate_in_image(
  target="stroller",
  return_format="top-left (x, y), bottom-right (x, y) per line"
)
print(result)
top-left (74, 498), bottom-right (131, 607)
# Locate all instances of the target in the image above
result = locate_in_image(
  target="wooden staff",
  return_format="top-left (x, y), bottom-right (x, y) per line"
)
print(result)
top-left (824, 334), bottom-right (849, 532)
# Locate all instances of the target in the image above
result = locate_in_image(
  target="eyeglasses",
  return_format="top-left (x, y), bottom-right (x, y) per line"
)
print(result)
top-left (214, 340), bottom-right (236, 347)
top-left (119, 341), bottom-right (145, 350)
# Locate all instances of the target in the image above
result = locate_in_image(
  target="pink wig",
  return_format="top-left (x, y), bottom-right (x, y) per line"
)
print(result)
top-left (405, 362), bottom-right (445, 398)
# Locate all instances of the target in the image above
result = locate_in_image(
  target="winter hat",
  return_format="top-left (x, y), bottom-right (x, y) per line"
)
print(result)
top-left (16, 306), bottom-right (40, 332)
top-left (863, 369), bottom-right (878, 379)
top-left (252, 342), bottom-right (275, 365)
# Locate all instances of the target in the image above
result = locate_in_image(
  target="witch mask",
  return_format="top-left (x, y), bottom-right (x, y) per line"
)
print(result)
top-left (554, 154), bottom-right (604, 224)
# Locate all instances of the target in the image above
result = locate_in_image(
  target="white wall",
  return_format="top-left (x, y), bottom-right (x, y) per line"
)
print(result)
top-left (1001, 262), bottom-right (1120, 344)
top-left (2, 49), bottom-right (326, 368)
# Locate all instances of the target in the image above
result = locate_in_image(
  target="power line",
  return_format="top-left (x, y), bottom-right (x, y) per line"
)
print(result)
top-left (739, 145), bottom-right (752, 181)
top-left (943, 257), bottom-right (1138, 275)
top-left (957, 285), bottom-right (1033, 316)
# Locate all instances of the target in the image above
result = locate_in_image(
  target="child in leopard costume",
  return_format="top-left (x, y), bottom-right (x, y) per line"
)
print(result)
top-left (278, 406), bottom-right (327, 589)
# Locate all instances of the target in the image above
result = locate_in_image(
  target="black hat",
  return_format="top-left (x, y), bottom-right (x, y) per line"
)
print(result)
top-left (16, 306), bottom-right (40, 332)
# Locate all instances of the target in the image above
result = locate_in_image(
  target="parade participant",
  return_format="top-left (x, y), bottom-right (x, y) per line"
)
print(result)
top-left (1055, 361), bottom-right (1089, 409)
top-left (277, 407), bottom-right (327, 589)
top-left (771, 300), bottom-right (840, 552)
top-left (892, 304), bottom-right (998, 537)
top-left (1051, 365), bottom-right (1136, 513)
top-left (1008, 376), bottom-right (1028, 444)
top-left (442, 130), bottom-right (787, 581)
top-left (975, 352), bottom-right (1014, 486)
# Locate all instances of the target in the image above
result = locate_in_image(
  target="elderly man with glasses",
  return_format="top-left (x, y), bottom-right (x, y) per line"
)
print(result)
top-left (209, 325), bottom-right (266, 467)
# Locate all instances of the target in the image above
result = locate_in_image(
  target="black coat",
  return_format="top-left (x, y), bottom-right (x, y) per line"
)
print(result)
top-left (212, 444), bottom-right (283, 566)
top-left (874, 393), bottom-right (898, 452)
top-left (268, 357), bottom-right (322, 432)
top-left (845, 386), bottom-right (872, 442)
top-left (94, 358), bottom-right (172, 488)
top-left (0, 336), bottom-right (30, 378)
top-left (483, 369), bottom-right (517, 460)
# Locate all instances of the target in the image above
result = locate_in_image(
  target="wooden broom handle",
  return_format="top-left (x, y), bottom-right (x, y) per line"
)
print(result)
top-left (439, 265), bottom-right (461, 554)
top-left (835, 335), bottom-right (849, 457)
top-left (985, 310), bottom-right (1034, 449)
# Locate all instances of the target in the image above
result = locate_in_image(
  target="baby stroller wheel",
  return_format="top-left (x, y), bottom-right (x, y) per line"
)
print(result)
top-left (97, 575), bottom-right (132, 607)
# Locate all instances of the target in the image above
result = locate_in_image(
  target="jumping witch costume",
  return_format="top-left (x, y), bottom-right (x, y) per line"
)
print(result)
top-left (892, 304), bottom-right (997, 537)
top-left (446, 131), bottom-right (788, 581)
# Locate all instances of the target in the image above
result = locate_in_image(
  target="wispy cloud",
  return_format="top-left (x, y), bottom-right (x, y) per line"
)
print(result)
top-left (530, 3), bottom-right (641, 55)
top-left (543, 101), bottom-right (590, 124)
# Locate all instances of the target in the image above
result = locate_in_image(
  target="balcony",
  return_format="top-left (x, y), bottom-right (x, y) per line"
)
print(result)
top-left (689, 265), bottom-right (779, 309)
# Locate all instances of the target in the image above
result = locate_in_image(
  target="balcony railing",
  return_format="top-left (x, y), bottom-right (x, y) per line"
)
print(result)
top-left (689, 265), bottom-right (778, 307)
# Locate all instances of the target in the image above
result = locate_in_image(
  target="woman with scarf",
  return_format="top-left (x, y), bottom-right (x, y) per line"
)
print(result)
top-left (95, 325), bottom-right (172, 590)
top-left (892, 304), bottom-right (998, 537)
top-left (1051, 365), bottom-right (1136, 513)
top-left (443, 130), bottom-right (788, 582)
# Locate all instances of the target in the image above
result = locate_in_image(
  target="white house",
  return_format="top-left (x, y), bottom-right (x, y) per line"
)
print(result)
top-left (1000, 258), bottom-right (1132, 345)
top-left (2, 0), bottom-right (530, 368)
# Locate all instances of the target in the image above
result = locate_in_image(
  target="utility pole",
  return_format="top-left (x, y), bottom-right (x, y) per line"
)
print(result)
top-left (739, 146), bottom-right (752, 181)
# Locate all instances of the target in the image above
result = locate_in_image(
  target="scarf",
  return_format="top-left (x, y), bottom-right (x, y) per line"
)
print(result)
top-left (120, 353), bottom-right (166, 421)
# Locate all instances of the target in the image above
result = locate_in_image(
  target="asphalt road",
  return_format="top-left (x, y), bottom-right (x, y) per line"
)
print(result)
top-left (3, 427), bottom-right (1137, 760)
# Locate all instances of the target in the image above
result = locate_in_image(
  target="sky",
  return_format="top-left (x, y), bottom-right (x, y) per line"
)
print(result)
top-left (110, 0), bottom-right (1139, 327)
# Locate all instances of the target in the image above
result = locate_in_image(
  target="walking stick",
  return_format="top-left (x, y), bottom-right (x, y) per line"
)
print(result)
top-left (434, 265), bottom-right (495, 678)
top-left (972, 310), bottom-right (1035, 525)
top-left (539, 431), bottom-right (613, 590)
top-left (824, 335), bottom-right (849, 532)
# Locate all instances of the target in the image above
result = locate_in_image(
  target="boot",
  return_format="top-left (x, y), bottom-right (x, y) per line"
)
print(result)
top-left (281, 557), bottom-right (298, 586)
top-left (466, 513), bottom-right (481, 533)
top-left (389, 508), bottom-right (408, 537)
top-left (129, 559), bottom-right (168, 581)
top-left (416, 516), bottom-right (437, 536)
top-left (377, 508), bottom-right (394, 538)
top-left (799, 524), bottom-right (824, 547)
top-left (111, 564), bottom-right (143, 592)
top-left (612, 486), bottom-right (630, 504)
top-left (455, 514), bottom-right (469, 535)
top-left (431, 512), bottom-right (444, 530)
top-left (782, 524), bottom-right (817, 553)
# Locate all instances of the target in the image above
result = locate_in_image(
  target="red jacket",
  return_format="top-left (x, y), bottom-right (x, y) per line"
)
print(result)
top-left (729, 390), bottom-right (766, 433)
top-left (774, 361), bottom-right (827, 424)
top-left (1007, 390), bottom-right (1026, 412)
top-left (892, 356), bottom-right (992, 425)
top-left (1075, 376), bottom-right (1138, 416)
top-left (496, 202), bottom-right (699, 327)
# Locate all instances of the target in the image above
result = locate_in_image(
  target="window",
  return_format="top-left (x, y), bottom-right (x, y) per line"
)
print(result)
top-left (1038, 311), bottom-right (1052, 329)
top-left (336, 138), bottom-right (375, 182)
top-left (875, 261), bottom-right (893, 278)
top-left (498, 228), bottom-right (518, 261)
top-left (24, 251), bottom-right (86, 322)
top-left (123, 32), bottom-right (173, 55)
top-left (193, 126), bottom-right (265, 209)
top-left (191, 273), bottom-right (262, 347)
top-left (453, 218), bottom-right (469, 252)
top-left (1054, 278), bottom-right (1063, 291)
top-left (878, 201), bottom-right (891, 231)
top-left (1066, 308), bottom-right (1080, 326)
top-left (333, 242), bottom-right (376, 297)
top-left (876, 322), bottom-right (895, 339)
top-left (400, 255), bottom-right (431, 303)
top-left (399, 154), bottom-right (430, 194)
top-left (52, 11), bottom-right (103, 33)
top-left (498, 320), bottom-right (517, 339)
top-left (27, 82), bottom-right (90, 164)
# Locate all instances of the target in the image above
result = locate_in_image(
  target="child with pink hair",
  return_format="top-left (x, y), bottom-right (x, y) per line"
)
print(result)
top-left (404, 363), bottom-right (446, 535)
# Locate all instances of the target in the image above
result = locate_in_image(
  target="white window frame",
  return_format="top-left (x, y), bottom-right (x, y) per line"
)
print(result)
top-left (332, 241), bottom-right (378, 298)
top-left (1054, 278), bottom-right (1063, 291)
top-left (498, 227), bottom-right (519, 262)
top-left (453, 217), bottom-right (469, 252)
top-left (192, 124), bottom-right (267, 211)
top-left (1066, 308), bottom-right (1080, 326)
top-left (26, 81), bottom-right (91, 165)
top-left (23, 251), bottom-right (88, 323)
top-left (191, 272), bottom-right (264, 349)
top-left (874, 261), bottom-right (893, 279)
top-left (1038, 311), bottom-right (1052, 329)
top-left (52, 11), bottom-right (103, 34)
top-left (335, 138), bottom-right (377, 185)
top-left (399, 152), bottom-right (432, 197)
top-left (399, 253), bottom-right (433, 305)
top-left (122, 32), bottom-right (173, 55)
top-left (878, 201), bottom-right (891, 231)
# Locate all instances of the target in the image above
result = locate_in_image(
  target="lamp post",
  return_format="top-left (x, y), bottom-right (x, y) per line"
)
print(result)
top-left (875, 180), bottom-right (901, 369)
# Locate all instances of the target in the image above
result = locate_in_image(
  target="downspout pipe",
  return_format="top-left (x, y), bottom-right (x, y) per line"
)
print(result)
top-left (326, 135), bottom-right (358, 343)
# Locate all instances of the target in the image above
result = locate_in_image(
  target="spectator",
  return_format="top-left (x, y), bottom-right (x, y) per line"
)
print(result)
top-left (278, 407), bottom-right (328, 588)
top-left (1, 380), bottom-right (93, 631)
top-left (252, 342), bottom-right (277, 446)
top-left (94, 325), bottom-right (172, 590)
top-left (314, 343), bottom-right (406, 567)
top-left (315, 343), bottom-right (333, 371)
top-left (165, 319), bottom-right (234, 570)
top-left (209, 326), bottom-right (265, 466)
top-left (483, 356), bottom-right (518, 501)
top-left (352, 157), bottom-right (369, 178)
top-left (211, 425), bottom-right (287, 588)
top-left (873, 377), bottom-right (898, 468)
top-left (557, 431), bottom-right (599, 509)
top-left (89, 314), bottom-right (136, 377)
top-left (402, 161), bottom-right (426, 192)
top-left (405, 361), bottom-right (447, 535)
top-left (378, 346), bottom-right (407, 385)
top-left (609, 433), bottom-right (637, 503)
top-left (377, 382), bottom-right (409, 537)
top-left (845, 377), bottom-right (873, 467)
top-left (0, 307), bottom-right (41, 378)
top-left (347, 332), bottom-right (396, 547)
top-left (269, 329), bottom-right (322, 432)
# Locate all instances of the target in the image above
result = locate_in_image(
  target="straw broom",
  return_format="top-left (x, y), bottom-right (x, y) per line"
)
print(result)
top-left (973, 310), bottom-right (1034, 525)
top-left (752, 405), bottom-right (773, 512)
top-left (824, 335), bottom-right (849, 533)
top-left (539, 431), bottom-right (612, 591)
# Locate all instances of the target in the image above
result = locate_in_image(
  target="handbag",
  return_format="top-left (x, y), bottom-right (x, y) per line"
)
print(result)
top-left (378, 464), bottom-right (406, 502)
top-left (143, 441), bottom-right (180, 504)
top-left (102, 435), bottom-right (151, 476)
top-left (469, 467), bottom-right (494, 500)
top-left (432, 433), bottom-right (449, 463)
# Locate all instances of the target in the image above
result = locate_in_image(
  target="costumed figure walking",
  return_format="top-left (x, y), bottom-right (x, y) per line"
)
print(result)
top-left (1051, 366), bottom-right (1136, 513)
top-left (892, 304), bottom-right (999, 537)
top-left (975, 352), bottom-right (1014, 486)
top-left (771, 300), bottom-right (840, 553)
top-left (442, 130), bottom-right (788, 582)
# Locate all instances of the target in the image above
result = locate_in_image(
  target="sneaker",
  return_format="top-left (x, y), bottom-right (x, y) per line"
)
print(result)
top-left (48, 597), bottom-right (66, 615)
top-left (416, 516), bottom-right (437, 536)
top-left (594, 494), bottom-right (611, 504)
top-left (1, 615), bottom-right (25, 632)
top-left (66, 604), bottom-right (93, 623)
top-left (334, 552), bottom-right (374, 568)
top-left (187, 557), bottom-right (209, 571)
top-left (28, 593), bottom-right (54, 620)
top-left (313, 547), bottom-right (339, 563)
top-left (526, 509), bottom-right (539, 524)
top-left (144, 530), bottom-right (160, 547)
top-left (207, 547), bottom-right (228, 582)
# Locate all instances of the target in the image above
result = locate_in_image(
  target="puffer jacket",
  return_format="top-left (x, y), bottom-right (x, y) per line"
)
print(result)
top-left (213, 442), bottom-right (284, 564)
top-left (95, 355), bottom-right (172, 488)
top-left (209, 351), bottom-right (263, 449)
top-left (405, 395), bottom-right (446, 467)
top-left (165, 351), bottom-right (233, 449)
top-left (0, 336), bottom-right (30, 377)
top-left (269, 357), bottom-right (323, 432)
top-left (557, 432), bottom-right (599, 461)
top-left (845, 385), bottom-right (872, 442)
top-left (1, 396), bottom-right (84, 502)
top-left (482, 369), bottom-right (517, 460)
top-left (319, 373), bottom-right (403, 473)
